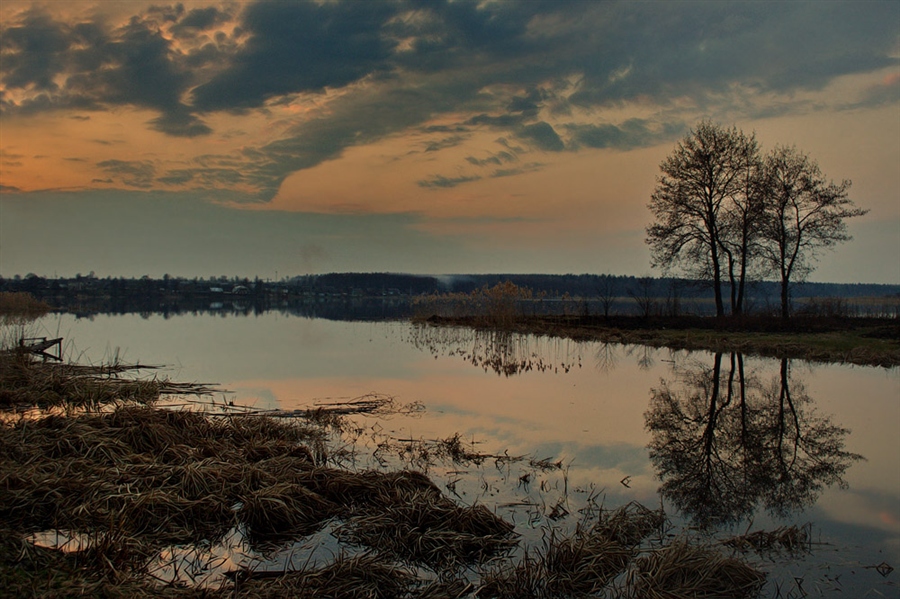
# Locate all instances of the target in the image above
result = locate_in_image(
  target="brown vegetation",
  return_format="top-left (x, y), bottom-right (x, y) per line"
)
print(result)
top-left (413, 281), bottom-right (538, 326)
top-left (0, 343), bottom-right (773, 598)
top-left (0, 291), bottom-right (51, 325)
top-left (627, 540), bottom-right (766, 599)
top-left (416, 313), bottom-right (900, 368)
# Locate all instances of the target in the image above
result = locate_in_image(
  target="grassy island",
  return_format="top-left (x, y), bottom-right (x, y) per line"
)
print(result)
top-left (412, 283), bottom-right (900, 368)
top-left (416, 314), bottom-right (900, 368)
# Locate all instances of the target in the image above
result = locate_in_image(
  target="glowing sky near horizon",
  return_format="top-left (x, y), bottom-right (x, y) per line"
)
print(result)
top-left (1, 0), bottom-right (898, 282)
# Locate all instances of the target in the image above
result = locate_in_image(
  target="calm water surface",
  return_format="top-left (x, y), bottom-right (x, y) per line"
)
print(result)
top-left (34, 311), bottom-right (900, 595)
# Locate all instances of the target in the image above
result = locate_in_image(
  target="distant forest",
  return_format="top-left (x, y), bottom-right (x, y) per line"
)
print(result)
top-left (2, 272), bottom-right (898, 319)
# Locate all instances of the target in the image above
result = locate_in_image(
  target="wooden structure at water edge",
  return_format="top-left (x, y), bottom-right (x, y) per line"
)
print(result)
top-left (15, 337), bottom-right (63, 361)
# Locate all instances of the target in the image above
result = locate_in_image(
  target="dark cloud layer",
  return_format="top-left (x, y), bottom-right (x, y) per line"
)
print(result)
top-left (97, 159), bottom-right (156, 188)
top-left (519, 122), bottom-right (565, 152)
top-left (567, 119), bottom-right (686, 151)
top-left (191, 1), bottom-right (398, 111)
top-left (2, 0), bottom-right (897, 195)
top-left (417, 174), bottom-right (482, 189)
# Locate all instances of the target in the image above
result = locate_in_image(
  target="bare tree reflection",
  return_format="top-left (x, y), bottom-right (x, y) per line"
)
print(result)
top-left (645, 354), bottom-right (862, 527)
top-left (406, 325), bottom-right (581, 376)
top-left (626, 344), bottom-right (657, 370)
top-left (594, 342), bottom-right (619, 374)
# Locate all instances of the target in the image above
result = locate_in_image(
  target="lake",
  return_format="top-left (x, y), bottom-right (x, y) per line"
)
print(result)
top-left (30, 309), bottom-right (900, 595)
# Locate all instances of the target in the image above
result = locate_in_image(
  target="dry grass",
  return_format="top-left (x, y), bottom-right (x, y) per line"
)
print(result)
top-left (0, 291), bottom-right (51, 325)
top-left (477, 503), bottom-right (668, 598)
top-left (0, 406), bottom-right (324, 545)
top-left (338, 486), bottom-right (517, 571)
top-left (542, 528), bottom-right (633, 595)
top-left (413, 281), bottom-right (536, 327)
top-left (0, 401), bottom-right (521, 592)
top-left (0, 402), bottom-right (770, 598)
top-left (415, 312), bottom-right (900, 367)
top-left (0, 343), bottom-right (770, 599)
top-left (627, 540), bottom-right (766, 599)
top-left (0, 349), bottom-right (219, 409)
top-left (596, 501), bottom-right (667, 547)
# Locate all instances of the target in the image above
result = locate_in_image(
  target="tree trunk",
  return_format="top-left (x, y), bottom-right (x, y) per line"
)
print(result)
top-left (711, 240), bottom-right (725, 318)
top-left (780, 276), bottom-right (790, 319)
top-left (728, 255), bottom-right (738, 316)
top-left (735, 235), bottom-right (748, 316)
top-left (713, 272), bottom-right (725, 317)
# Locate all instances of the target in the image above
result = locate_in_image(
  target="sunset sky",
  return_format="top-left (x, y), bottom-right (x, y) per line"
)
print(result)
top-left (1, 0), bottom-right (898, 282)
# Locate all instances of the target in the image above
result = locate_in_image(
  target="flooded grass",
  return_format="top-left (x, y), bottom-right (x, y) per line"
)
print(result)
top-left (410, 283), bottom-right (899, 367)
top-left (0, 339), bottom-right (838, 598)
top-left (723, 524), bottom-right (813, 555)
top-left (414, 314), bottom-right (900, 367)
top-left (627, 540), bottom-right (766, 599)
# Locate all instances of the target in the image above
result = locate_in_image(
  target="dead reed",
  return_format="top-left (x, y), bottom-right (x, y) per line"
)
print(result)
top-left (595, 501), bottom-right (668, 547)
top-left (0, 407), bottom-right (326, 547)
top-left (627, 540), bottom-right (766, 599)
top-left (1, 341), bottom-right (771, 598)
top-left (338, 486), bottom-right (517, 571)
top-left (0, 348), bottom-right (216, 409)
top-left (2, 399), bottom-right (770, 598)
top-left (0, 291), bottom-right (51, 325)
top-left (413, 281), bottom-right (536, 327)
top-left (477, 502), bottom-right (667, 598)
top-left (541, 527), bottom-right (633, 595)
top-left (1, 403), bottom-right (518, 592)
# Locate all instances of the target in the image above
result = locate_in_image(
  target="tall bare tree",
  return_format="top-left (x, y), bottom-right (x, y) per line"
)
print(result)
top-left (717, 140), bottom-right (765, 316)
top-left (758, 147), bottom-right (867, 318)
top-left (647, 122), bottom-right (760, 317)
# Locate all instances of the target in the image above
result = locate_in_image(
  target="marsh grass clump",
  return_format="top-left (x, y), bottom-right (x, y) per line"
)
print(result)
top-left (0, 398), bottom-right (518, 592)
top-left (479, 536), bottom-right (631, 599)
top-left (595, 501), bottom-right (668, 547)
top-left (413, 281), bottom-right (535, 326)
top-left (627, 540), bottom-right (766, 599)
top-left (478, 550), bottom-right (548, 598)
top-left (0, 291), bottom-right (51, 325)
top-left (0, 348), bottom-right (211, 409)
top-left (238, 482), bottom-right (340, 546)
top-left (478, 502), bottom-right (666, 598)
top-left (1, 398), bottom-right (771, 598)
top-left (0, 407), bottom-right (327, 548)
top-left (542, 528), bottom-right (633, 595)
top-left (337, 485), bottom-right (517, 571)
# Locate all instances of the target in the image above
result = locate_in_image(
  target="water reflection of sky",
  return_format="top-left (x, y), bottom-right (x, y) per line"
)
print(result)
top-left (35, 312), bottom-right (900, 589)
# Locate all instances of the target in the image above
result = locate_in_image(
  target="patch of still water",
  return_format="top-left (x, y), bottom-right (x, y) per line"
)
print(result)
top-left (28, 312), bottom-right (900, 595)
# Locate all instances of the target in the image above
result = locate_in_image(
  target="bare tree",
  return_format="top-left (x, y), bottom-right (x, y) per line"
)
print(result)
top-left (647, 122), bottom-right (760, 317)
top-left (664, 278), bottom-right (683, 317)
top-left (596, 275), bottom-right (616, 318)
top-left (718, 143), bottom-right (766, 316)
top-left (628, 276), bottom-right (656, 318)
top-left (758, 147), bottom-right (867, 318)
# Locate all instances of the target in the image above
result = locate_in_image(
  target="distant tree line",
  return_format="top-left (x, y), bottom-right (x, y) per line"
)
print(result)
top-left (2, 272), bottom-right (896, 320)
top-left (647, 122), bottom-right (868, 318)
